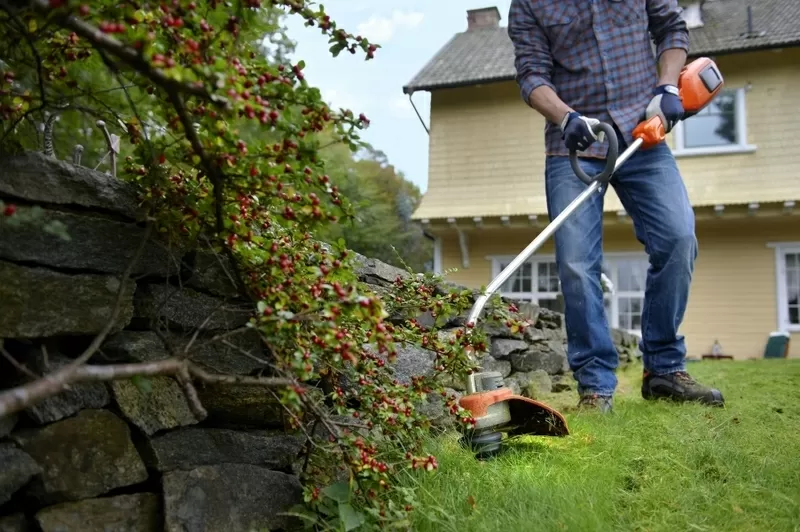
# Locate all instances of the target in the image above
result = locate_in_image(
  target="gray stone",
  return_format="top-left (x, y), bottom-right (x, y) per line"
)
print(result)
top-left (22, 353), bottom-right (110, 425)
top-left (185, 250), bottom-right (240, 298)
top-left (381, 343), bottom-right (436, 385)
top-left (537, 307), bottom-right (563, 328)
top-left (0, 414), bottom-right (17, 438)
top-left (0, 443), bottom-right (41, 505)
top-left (0, 151), bottom-right (140, 219)
top-left (502, 377), bottom-right (521, 396)
top-left (143, 427), bottom-right (303, 472)
top-left (490, 338), bottom-right (529, 360)
top-left (162, 464), bottom-right (302, 532)
top-left (524, 327), bottom-right (546, 342)
top-left (173, 329), bottom-right (269, 375)
top-left (510, 341), bottom-right (567, 375)
top-left (540, 327), bottom-right (566, 341)
top-left (524, 370), bottom-right (553, 399)
top-left (478, 357), bottom-right (512, 378)
top-left (0, 262), bottom-right (134, 338)
top-left (102, 331), bottom-right (170, 363)
top-left (12, 409), bottom-right (148, 503)
top-left (0, 206), bottom-right (180, 277)
top-left (418, 388), bottom-right (462, 428)
top-left (352, 252), bottom-right (410, 286)
top-left (103, 329), bottom-right (269, 376)
top-left (35, 493), bottom-right (161, 532)
top-left (0, 514), bottom-right (30, 532)
top-left (196, 384), bottom-right (284, 428)
top-left (133, 283), bottom-right (252, 331)
top-left (515, 301), bottom-right (542, 325)
top-left (110, 377), bottom-right (199, 436)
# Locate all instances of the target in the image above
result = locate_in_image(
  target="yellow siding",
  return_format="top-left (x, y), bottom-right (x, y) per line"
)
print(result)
top-left (437, 217), bottom-right (798, 359)
top-left (414, 47), bottom-right (800, 221)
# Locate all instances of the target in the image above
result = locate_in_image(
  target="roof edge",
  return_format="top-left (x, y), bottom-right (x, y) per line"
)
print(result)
top-left (403, 74), bottom-right (514, 94)
top-left (403, 40), bottom-right (800, 94)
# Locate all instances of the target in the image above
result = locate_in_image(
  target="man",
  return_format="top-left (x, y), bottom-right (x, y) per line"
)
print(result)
top-left (507, 0), bottom-right (724, 412)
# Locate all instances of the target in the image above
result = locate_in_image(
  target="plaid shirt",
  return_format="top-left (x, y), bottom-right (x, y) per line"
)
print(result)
top-left (508, 0), bottom-right (689, 158)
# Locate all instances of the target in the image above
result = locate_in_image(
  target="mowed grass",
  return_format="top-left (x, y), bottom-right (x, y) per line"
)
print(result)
top-left (402, 360), bottom-right (800, 532)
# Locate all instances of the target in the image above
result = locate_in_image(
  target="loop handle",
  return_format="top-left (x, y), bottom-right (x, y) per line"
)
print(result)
top-left (568, 122), bottom-right (619, 186)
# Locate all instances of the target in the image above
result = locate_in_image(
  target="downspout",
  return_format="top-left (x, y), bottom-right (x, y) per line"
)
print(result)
top-left (407, 91), bottom-right (430, 135)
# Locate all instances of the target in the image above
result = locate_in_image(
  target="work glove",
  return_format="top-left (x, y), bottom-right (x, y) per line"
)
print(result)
top-left (645, 84), bottom-right (684, 133)
top-left (561, 111), bottom-right (605, 152)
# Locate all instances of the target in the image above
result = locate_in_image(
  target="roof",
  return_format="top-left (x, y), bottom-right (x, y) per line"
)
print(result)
top-left (403, 0), bottom-right (800, 94)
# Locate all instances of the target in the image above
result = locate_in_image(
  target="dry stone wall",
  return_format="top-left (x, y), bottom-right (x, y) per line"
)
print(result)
top-left (0, 151), bottom-right (641, 531)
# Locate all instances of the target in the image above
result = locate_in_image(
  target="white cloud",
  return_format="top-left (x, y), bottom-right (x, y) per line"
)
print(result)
top-left (356, 10), bottom-right (424, 43)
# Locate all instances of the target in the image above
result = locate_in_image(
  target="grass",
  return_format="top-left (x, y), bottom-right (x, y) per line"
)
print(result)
top-left (402, 359), bottom-right (800, 532)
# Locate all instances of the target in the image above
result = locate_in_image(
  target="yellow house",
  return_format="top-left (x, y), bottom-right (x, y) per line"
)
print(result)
top-left (403, 0), bottom-right (800, 359)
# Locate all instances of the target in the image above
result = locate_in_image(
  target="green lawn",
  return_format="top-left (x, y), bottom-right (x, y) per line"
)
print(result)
top-left (403, 360), bottom-right (800, 532)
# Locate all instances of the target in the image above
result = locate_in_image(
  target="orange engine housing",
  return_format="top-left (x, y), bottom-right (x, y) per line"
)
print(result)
top-left (634, 56), bottom-right (725, 149)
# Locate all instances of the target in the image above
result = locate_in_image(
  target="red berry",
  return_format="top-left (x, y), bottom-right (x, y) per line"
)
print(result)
top-left (3, 204), bottom-right (16, 216)
top-left (79, 4), bottom-right (90, 16)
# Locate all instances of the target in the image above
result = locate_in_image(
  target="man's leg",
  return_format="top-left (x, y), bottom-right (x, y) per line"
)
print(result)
top-left (610, 141), bottom-right (724, 406)
top-left (545, 155), bottom-right (618, 411)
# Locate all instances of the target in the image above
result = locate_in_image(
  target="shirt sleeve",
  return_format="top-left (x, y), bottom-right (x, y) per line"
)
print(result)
top-left (647, 0), bottom-right (690, 59)
top-left (507, 0), bottom-right (556, 107)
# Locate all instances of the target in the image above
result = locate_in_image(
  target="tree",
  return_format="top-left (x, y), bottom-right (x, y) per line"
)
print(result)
top-left (316, 138), bottom-right (431, 272)
top-left (0, 1), bottom-right (523, 529)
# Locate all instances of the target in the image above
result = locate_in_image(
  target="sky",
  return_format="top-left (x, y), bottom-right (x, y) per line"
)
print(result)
top-left (283, 1), bottom-right (514, 194)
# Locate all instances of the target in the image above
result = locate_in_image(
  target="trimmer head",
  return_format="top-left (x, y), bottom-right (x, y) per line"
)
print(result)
top-left (457, 371), bottom-right (569, 459)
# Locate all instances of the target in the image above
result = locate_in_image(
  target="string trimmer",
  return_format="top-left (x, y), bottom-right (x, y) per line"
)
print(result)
top-left (455, 57), bottom-right (725, 459)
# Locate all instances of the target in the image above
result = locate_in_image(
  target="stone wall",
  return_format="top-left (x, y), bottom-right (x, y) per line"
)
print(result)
top-left (0, 151), bottom-right (641, 531)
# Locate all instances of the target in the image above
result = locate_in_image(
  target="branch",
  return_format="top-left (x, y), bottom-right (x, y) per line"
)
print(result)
top-left (24, 0), bottom-right (228, 108)
top-left (0, 358), bottom-right (297, 420)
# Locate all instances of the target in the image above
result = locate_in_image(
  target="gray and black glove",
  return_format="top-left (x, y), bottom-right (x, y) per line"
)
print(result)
top-left (561, 111), bottom-right (605, 152)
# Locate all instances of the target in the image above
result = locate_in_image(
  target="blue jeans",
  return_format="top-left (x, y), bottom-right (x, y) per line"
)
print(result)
top-left (544, 136), bottom-right (697, 396)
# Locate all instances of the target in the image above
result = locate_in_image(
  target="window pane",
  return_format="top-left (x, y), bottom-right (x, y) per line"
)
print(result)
top-left (683, 90), bottom-right (737, 148)
top-left (501, 261), bottom-right (532, 293)
top-left (790, 305), bottom-right (799, 325)
top-left (618, 297), bottom-right (643, 331)
top-left (785, 252), bottom-right (798, 269)
top-left (616, 259), bottom-right (648, 292)
top-left (537, 261), bottom-right (560, 293)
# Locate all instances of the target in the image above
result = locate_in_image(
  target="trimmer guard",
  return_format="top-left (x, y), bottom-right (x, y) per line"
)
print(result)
top-left (458, 381), bottom-right (569, 437)
top-left (505, 396), bottom-right (569, 437)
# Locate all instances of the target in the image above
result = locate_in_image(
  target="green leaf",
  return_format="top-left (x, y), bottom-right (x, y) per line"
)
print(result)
top-left (257, 301), bottom-right (267, 314)
top-left (131, 375), bottom-right (153, 395)
top-left (338, 502), bottom-right (365, 531)
top-left (321, 480), bottom-right (350, 503)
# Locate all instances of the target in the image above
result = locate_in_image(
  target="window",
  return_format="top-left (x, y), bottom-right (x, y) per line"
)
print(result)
top-left (775, 244), bottom-right (800, 332)
top-left (671, 87), bottom-right (756, 156)
top-left (490, 254), bottom-right (649, 335)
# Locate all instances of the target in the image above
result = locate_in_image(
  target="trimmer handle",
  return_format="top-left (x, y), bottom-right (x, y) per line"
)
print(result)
top-left (568, 121), bottom-right (619, 186)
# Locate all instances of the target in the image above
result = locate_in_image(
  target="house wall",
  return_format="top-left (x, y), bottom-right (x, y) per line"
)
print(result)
top-left (414, 47), bottom-right (800, 221)
top-left (436, 216), bottom-right (798, 360)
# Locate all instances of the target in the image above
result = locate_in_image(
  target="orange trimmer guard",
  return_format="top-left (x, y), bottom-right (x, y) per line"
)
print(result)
top-left (505, 396), bottom-right (569, 437)
top-left (459, 389), bottom-right (569, 437)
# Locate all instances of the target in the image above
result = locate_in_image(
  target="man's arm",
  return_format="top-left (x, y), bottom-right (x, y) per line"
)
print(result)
top-left (647, 0), bottom-right (690, 84)
top-left (507, 0), bottom-right (572, 125)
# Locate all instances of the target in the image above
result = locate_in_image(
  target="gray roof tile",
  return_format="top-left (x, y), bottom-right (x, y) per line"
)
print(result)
top-left (403, 0), bottom-right (800, 93)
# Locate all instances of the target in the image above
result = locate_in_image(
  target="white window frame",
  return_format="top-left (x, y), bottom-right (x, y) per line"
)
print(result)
top-left (671, 86), bottom-right (756, 157)
top-left (770, 242), bottom-right (800, 333)
top-left (488, 252), bottom-right (648, 336)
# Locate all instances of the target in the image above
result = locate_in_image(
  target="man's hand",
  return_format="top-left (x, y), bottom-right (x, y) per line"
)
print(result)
top-left (561, 111), bottom-right (605, 152)
top-left (646, 84), bottom-right (684, 133)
